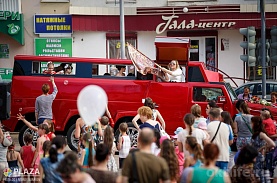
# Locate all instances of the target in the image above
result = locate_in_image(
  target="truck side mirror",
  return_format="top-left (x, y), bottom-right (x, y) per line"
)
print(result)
top-left (217, 96), bottom-right (227, 104)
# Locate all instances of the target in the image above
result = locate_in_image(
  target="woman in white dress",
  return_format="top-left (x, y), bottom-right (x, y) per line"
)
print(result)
top-left (159, 60), bottom-right (184, 82)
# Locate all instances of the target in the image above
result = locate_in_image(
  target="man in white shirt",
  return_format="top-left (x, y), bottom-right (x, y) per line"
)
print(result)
top-left (207, 108), bottom-right (233, 171)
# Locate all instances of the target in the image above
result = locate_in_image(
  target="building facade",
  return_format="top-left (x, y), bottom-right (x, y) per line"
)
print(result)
top-left (0, 0), bottom-right (276, 86)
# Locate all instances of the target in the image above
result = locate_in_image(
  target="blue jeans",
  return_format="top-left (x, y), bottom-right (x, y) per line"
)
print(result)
top-left (37, 118), bottom-right (48, 125)
top-left (216, 161), bottom-right (228, 171)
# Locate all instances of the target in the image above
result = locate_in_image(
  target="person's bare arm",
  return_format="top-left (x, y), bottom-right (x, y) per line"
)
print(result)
top-left (132, 114), bottom-right (140, 130)
top-left (39, 164), bottom-right (44, 182)
top-left (186, 170), bottom-right (193, 183)
top-left (233, 121), bottom-right (238, 134)
top-left (35, 112), bottom-right (38, 125)
top-left (178, 141), bottom-right (183, 152)
top-left (156, 110), bottom-right (166, 129)
top-left (117, 136), bottom-right (123, 151)
top-left (97, 120), bottom-right (103, 137)
top-left (17, 113), bottom-right (38, 131)
top-left (75, 118), bottom-right (82, 139)
top-left (260, 132), bottom-right (275, 148)
top-left (0, 128), bottom-right (3, 143)
top-left (78, 149), bottom-right (86, 166)
top-left (106, 106), bottom-right (112, 119)
top-left (16, 152), bottom-right (24, 169)
top-left (224, 172), bottom-right (231, 183)
top-left (121, 176), bottom-right (128, 183)
top-left (31, 138), bottom-right (41, 167)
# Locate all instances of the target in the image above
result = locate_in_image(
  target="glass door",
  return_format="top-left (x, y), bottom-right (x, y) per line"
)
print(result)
top-left (189, 37), bottom-right (205, 62)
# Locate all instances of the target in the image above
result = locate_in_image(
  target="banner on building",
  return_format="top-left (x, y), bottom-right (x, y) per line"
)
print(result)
top-left (34, 14), bottom-right (72, 34)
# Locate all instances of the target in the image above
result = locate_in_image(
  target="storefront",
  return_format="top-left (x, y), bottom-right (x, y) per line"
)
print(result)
top-left (71, 5), bottom-right (277, 86)
top-left (0, 10), bottom-right (24, 81)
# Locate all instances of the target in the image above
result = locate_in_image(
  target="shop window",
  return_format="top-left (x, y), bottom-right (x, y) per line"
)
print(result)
top-left (205, 38), bottom-right (216, 71)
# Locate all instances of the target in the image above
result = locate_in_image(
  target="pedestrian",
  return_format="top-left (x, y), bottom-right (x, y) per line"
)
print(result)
top-left (42, 140), bottom-right (51, 158)
top-left (160, 139), bottom-right (179, 183)
top-left (117, 122), bottom-right (131, 169)
top-left (151, 128), bottom-right (161, 156)
top-left (137, 106), bottom-right (160, 131)
top-left (230, 145), bottom-right (259, 183)
top-left (39, 136), bottom-right (67, 183)
top-left (271, 92), bottom-right (277, 107)
top-left (35, 76), bottom-right (58, 125)
top-left (121, 128), bottom-right (170, 183)
top-left (207, 108), bottom-right (233, 171)
top-left (260, 108), bottom-right (276, 136)
top-left (251, 116), bottom-right (275, 183)
top-left (177, 113), bottom-right (207, 157)
top-left (172, 127), bottom-right (184, 176)
top-left (0, 128), bottom-right (11, 183)
top-left (237, 86), bottom-right (252, 101)
top-left (187, 143), bottom-right (231, 183)
top-left (17, 113), bottom-right (56, 140)
top-left (190, 104), bottom-right (206, 128)
top-left (103, 126), bottom-right (118, 172)
top-left (6, 142), bottom-right (24, 183)
top-left (205, 100), bottom-right (219, 125)
top-left (233, 99), bottom-right (253, 151)
top-left (87, 143), bottom-right (119, 183)
top-left (31, 124), bottom-right (50, 171)
top-left (56, 152), bottom-right (96, 183)
top-left (79, 132), bottom-right (95, 169)
top-left (132, 97), bottom-right (166, 130)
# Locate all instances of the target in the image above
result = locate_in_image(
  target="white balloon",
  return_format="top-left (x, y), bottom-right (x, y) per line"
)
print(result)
top-left (77, 85), bottom-right (108, 126)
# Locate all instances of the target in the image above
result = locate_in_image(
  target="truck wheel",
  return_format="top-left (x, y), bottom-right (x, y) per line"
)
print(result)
top-left (66, 124), bottom-right (79, 152)
top-left (19, 125), bottom-right (38, 147)
top-left (115, 122), bottom-right (139, 147)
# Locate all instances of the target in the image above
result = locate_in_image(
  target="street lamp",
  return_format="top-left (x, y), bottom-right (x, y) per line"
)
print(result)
top-left (120, 0), bottom-right (126, 59)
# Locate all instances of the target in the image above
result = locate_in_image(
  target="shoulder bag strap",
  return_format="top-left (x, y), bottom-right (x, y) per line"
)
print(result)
top-left (132, 151), bottom-right (140, 183)
top-left (207, 169), bottom-right (219, 183)
top-left (241, 115), bottom-right (253, 134)
top-left (211, 122), bottom-right (222, 143)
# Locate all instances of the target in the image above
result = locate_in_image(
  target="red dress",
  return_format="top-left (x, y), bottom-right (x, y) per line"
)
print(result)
top-left (21, 145), bottom-right (35, 170)
top-left (263, 118), bottom-right (276, 136)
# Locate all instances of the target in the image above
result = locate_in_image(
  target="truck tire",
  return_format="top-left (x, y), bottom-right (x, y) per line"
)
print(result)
top-left (115, 122), bottom-right (139, 147)
top-left (66, 124), bottom-right (79, 152)
top-left (18, 124), bottom-right (38, 147)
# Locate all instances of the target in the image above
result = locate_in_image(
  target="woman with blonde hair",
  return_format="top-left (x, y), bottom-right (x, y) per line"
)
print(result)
top-left (159, 60), bottom-right (184, 82)
top-left (190, 104), bottom-right (206, 128)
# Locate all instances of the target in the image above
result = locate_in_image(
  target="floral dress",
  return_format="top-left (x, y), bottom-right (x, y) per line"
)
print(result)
top-left (252, 135), bottom-right (271, 183)
top-left (107, 142), bottom-right (118, 172)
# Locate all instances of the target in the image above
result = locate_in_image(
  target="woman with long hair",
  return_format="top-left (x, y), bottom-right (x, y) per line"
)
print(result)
top-left (177, 113), bottom-right (207, 157)
top-left (187, 144), bottom-right (231, 183)
top-left (104, 126), bottom-right (118, 172)
top-left (160, 139), bottom-right (179, 183)
top-left (190, 104), bottom-right (206, 128)
top-left (233, 99), bottom-right (253, 151)
top-left (39, 136), bottom-right (67, 183)
top-left (159, 60), bottom-right (184, 82)
top-left (132, 97), bottom-right (166, 130)
top-left (251, 116), bottom-right (275, 183)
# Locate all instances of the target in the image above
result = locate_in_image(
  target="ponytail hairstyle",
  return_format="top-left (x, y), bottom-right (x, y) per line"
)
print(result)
top-left (42, 140), bottom-right (51, 157)
top-left (49, 136), bottom-right (66, 163)
top-left (144, 97), bottom-right (155, 110)
top-left (82, 132), bottom-right (94, 167)
top-left (103, 126), bottom-right (114, 154)
top-left (160, 139), bottom-right (179, 181)
top-left (184, 113), bottom-right (195, 135)
top-left (186, 136), bottom-right (203, 162)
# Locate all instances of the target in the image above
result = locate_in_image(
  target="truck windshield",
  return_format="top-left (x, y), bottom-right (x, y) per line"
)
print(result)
top-left (225, 82), bottom-right (237, 102)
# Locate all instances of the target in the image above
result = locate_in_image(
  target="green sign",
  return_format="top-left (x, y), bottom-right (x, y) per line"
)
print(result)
top-left (0, 12), bottom-right (24, 45)
top-left (34, 38), bottom-right (72, 57)
top-left (0, 44), bottom-right (9, 58)
top-left (0, 68), bottom-right (13, 81)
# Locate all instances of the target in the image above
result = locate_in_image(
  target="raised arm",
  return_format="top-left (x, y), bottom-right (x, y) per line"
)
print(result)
top-left (75, 118), bottom-right (83, 139)
top-left (132, 114), bottom-right (140, 130)
top-left (156, 110), bottom-right (166, 129)
top-left (50, 76), bottom-right (58, 99)
top-left (260, 132), bottom-right (275, 148)
top-left (17, 113), bottom-right (38, 131)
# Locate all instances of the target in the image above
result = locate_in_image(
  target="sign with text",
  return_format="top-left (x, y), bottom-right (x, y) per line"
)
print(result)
top-left (0, 68), bottom-right (13, 81)
top-left (0, 44), bottom-right (9, 58)
top-left (34, 38), bottom-right (72, 57)
top-left (34, 14), bottom-right (72, 34)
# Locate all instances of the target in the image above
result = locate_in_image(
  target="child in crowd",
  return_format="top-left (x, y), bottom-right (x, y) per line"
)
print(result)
top-left (190, 104), bottom-right (206, 128)
top-left (39, 136), bottom-right (67, 183)
top-left (151, 128), bottom-right (161, 156)
top-left (117, 123), bottom-right (131, 169)
top-left (42, 140), bottom-right (51, 158)
top-left (79, 132), bottom-right (95, 168)
top-left (43, 61), bottom-right (56, 75)
top-left (183, 136), bottom-right (203, 168)
top-left (197, 121), bottom-right (210, 140)
top-left (17, 113), bottom-right (56, 140)
top-left (31, 124), bottom-right (50, 171)
top-left (20, 134), bottom-right (35, 171)
top-left (94, 116), bottom-right (110, 145)
top-left (172, 127), bottom-right (184, 175)
top-left (6, 142), bottom-right (24, 183)
top-left (160, 139), bottom-right (179, 183)
top-left (104, 126), bottom-right (118, 172)
top-left (261, 108), bottom-right (276, 136)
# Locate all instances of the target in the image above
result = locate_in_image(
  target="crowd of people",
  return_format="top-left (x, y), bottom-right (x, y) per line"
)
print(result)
top-left (1, 71), bottom-right (277, 183)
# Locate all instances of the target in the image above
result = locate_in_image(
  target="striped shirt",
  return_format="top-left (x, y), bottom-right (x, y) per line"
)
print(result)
top-left (35, 86), bottom-right (58, 119)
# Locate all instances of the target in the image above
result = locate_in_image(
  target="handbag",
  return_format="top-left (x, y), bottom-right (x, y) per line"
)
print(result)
top-left (230, 136), bottom-right (238, 152)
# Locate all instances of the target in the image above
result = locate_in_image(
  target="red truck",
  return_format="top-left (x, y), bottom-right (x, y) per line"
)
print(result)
top-left (1, 37), bottom-right (273, 151)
